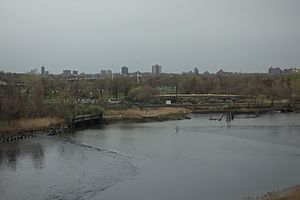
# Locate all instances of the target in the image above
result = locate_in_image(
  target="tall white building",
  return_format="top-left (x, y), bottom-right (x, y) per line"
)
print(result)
top-left (152, 64), bottom-right (162, 74)
top-left (62, 70), bottom-right (72, 77)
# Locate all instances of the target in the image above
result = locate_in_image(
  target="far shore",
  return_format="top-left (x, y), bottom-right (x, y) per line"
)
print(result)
top-left (0, 107), bottom-right (191, 136)
top-left (1, 105), bottom-right (299, 136)
top-left (246, 184), bottom-right (300, 200)
top-left (103, 107), bottom-right (191, 122)
top-left (269, 185), bottom-right (300, 200)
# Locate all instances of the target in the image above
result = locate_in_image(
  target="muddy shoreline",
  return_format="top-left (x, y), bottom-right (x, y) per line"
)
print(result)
top-left (0, 125), bottom-right (70, 143)
top-left (0, 107), bottom-right (190, 141)
top-left (1, 106), bottom-right (298, 142)
top-left (245, 184), bottom-right (300, 200)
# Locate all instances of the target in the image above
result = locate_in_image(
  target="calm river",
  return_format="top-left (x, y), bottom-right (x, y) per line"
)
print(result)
top-left (1, 113), bottom-right (300, 200)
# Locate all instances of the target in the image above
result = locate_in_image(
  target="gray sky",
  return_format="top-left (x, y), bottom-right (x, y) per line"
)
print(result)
top-left (0, 0), bottom-right (300, 74)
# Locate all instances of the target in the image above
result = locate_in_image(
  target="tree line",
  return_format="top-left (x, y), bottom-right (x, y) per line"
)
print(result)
top-left (1, 71), bottom-right (300, 122)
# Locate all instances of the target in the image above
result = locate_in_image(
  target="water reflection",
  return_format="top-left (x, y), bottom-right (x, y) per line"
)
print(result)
top-left (55, 139), bottom-right (88, 161)
top-left (0, 114), bottom-right (300, 200)
top-left (0, 142), bottom-right (44, 170)
top-left (0, 137), bottom-right (138, 200)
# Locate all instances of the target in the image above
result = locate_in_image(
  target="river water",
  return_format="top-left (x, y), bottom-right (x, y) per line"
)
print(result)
top-left (1, 113), bottom-right (300, 200)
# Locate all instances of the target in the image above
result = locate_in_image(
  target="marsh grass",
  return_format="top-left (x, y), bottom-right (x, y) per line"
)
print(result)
top-left (266, 187), bottom-right (300, 200)
top-left (0, 117), bottom-right (62, 133)
top-left (104, 107), bottom-right (189, 120)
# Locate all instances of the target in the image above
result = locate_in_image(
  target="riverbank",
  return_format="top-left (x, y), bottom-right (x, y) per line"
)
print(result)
top-left (0, 117), bottom-right (63, 134)
top-left (1, 105), bottom-right (297, 136)
top-left (264, 185), bottom-right (300, 200)
top-left (245, 185), bottom-right (300, 200)
top-left (0, 118), bottom-right (69, 142)
top-left (1, 112), bottom-right (300, 200)
top-left (0, 107), bottom-right (191, 139)
top-left (103, 107), bottom-right (191, 122)
top-left (182, 103), bottom-right (300, 114)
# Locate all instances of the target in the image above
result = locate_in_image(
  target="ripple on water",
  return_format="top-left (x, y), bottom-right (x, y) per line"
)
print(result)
top-left (0, 137), bottom-right (139, 200)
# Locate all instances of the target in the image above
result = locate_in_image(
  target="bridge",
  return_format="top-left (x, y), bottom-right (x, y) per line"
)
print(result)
top-left (158, 93), bottom-right (250, 104)
top-left (71, 114), bottom-right (103, 128)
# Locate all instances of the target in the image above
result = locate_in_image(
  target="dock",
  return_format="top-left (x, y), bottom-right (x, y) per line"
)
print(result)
top-left (71, 114), bottom-right (103, 128)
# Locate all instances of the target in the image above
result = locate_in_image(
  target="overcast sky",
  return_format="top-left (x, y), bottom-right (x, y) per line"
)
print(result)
top-left (0, 0), bottom-right (300, 74)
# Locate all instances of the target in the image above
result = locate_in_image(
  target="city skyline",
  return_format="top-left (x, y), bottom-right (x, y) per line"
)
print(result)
top-left (12, 64), bottom-right (300, 76)
top-left (2, 63), bottom-right (299, 75)
top-left (1, 0), bottom-right (300, 74)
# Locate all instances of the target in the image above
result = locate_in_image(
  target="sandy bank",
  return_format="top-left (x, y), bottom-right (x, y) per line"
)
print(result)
top-left (264, 185), bottom-right (300, 200)
top-left (0, 117), bottom-right (64, 134)
top-left (245, 185), bottom-right (300, 200)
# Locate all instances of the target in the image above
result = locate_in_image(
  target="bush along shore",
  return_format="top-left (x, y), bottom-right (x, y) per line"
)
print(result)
top-left (1, 104), bottom-right (298, 143)
top-left (103, 107), bottom-right (191, 123)
top-left (0, 103), bottom-right (104, 142)
top-left (0, 106), bottom-right (191, 142)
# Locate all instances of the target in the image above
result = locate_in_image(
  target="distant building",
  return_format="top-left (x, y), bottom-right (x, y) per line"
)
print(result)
top-left (152, 64), bottom-right (162, 74)
top-left (45, 71), bottom-right (49, 76)
top-left (30, 68), bottom-right (38, 75)
top-left (100, 69), bottom-right (113, 77)
top-left (101, 70), bottom-right (107, 76)
top-left (216, 69), bottom-right (226, 75)
top-left (194, 67), bottom-right (199, 75)
top-left (283, 68), bottom-right (292, 75)
top-left (121, 66), bottom-right (129, 75)
top-left (73, 70), bottom-right (78, 76)
top-left (41, 66), bottom-right (45, 75)
top-left (62, 70), bottom-right (72, 77)
top-left (268, 67), bottom-right (282, 75)
top-left (0, 82), bottom-right (23, 97)
top-left (107, 70), bottom-right (112, 76)
top-left (216, 69), bottom-right (232, 75)
top-left (292, 68), bottom-right (300, 74)
top-left (203, 71), bottom-right (210, 75)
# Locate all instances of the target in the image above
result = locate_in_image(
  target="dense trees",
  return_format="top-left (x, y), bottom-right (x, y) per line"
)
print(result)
top-left (128, 85), bottom-right (157, 103)
top-left (1, 72), bottom-right (300, 122)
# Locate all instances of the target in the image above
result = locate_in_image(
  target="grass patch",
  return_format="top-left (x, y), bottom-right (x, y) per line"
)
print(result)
top-left (0, 117), bottom-right (63, 133)
top-left (104, 107), bottom-right (190, 120)
top-left (74, 104), bottom-right (103, 116)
